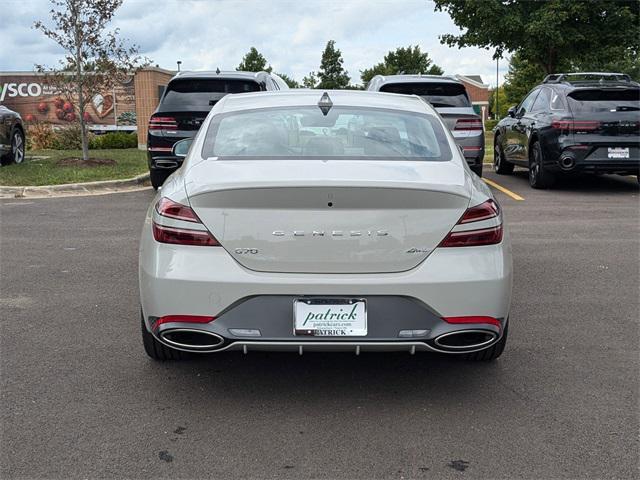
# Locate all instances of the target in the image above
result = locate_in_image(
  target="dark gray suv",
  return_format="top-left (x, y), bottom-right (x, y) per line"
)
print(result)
top-left (367, 75), bottom-right (484, 176)
top-left (147, 70), bottom-right (289, 189)
top-left (0, 105), bottom-right (25, 165)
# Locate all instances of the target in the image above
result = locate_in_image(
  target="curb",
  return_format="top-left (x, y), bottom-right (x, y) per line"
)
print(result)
top-left (0, 173), bottom-right (151, 199)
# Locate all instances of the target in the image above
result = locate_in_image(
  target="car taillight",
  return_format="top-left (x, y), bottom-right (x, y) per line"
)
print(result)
top-left (454, 118), bottom-right (483, 131)
top-left (440, 199), bottom-right (503, 247)
top-left (156, 197), bottom-right (199, 222)
top-left (551, 120), bottom-right (600, 132)
top-left (149, 116), bottom-right (177, 130)
top-left (153, 197), bottom-right (220, 246)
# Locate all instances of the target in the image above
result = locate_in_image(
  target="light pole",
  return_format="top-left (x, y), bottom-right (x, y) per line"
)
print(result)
top-left (495, 56), bottom-right (499, 120)
top-left (177, 61), bottom-right (182, 72)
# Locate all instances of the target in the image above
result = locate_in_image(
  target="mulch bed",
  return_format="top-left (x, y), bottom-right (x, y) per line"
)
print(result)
top-left (55, 157), bottom-right (117, 167)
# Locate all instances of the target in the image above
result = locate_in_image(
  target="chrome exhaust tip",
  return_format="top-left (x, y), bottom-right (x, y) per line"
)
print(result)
top-left (159, 328), bottom-right (224, 351)
top-left (434, 329), bottom-right (498, 351)
top-left (559, 155), bottom-right (576, 170)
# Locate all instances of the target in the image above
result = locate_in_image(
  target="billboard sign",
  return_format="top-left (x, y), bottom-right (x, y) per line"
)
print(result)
top-left (0, 73), bottom-right (136, 127)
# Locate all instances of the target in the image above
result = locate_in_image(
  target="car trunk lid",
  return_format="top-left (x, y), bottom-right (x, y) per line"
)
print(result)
top-left (185, 160), bottom-right (471, 274)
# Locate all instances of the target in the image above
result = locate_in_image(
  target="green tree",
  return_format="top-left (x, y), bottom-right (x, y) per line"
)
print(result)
top-left (34, 0), bottom-right (145, 161)
top-left (360, 45), bottom-right (443, 84)
top-left (433, 0), bottom-right (639, 74)
top-left (317, 40), bottom-right (350, 89)
top-left (502, 52), bottom-right (548, 106)
top-left (488, 87), bottom-right (509, 119)
top-left (302, 72), bottom-right (318, 89)
top-left (275, 72), bottom-right (299, 88)
top-left (237, 47), bottom-right (272, 72)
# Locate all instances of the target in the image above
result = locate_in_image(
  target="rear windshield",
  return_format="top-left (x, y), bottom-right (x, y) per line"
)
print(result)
top-left (160, 79), bottom-right (262, 111)
top-left (567, 88), bottom-right (640, 113)
top-left (380, 82), bottom-right (471, 108)
top-left (201, 106), bottom-right (452, 161)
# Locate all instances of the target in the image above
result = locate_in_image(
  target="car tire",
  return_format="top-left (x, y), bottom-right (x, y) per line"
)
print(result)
top-left (1, 129), bottom-right (25, 165)
top-left (529, 141), bottom-right (555, 189)
top-left (470, 164), bottom-right (483, 177)
top-left (461, 322), bottom-right (508, 361)
top-left (493, 135), bottom-right (514, 175)
top-left (141, 313), bottom-right (184, 361)
top-left (150, 170), bottom-right (167, 190)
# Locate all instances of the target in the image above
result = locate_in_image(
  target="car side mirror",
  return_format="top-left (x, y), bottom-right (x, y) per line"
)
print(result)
top-left (508, 106), bottom-right (517, 118)
top-left (172, 138), bottom-right (193, 158)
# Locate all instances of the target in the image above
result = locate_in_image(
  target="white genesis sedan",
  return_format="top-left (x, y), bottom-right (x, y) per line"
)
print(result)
top-left (139, 90), bottom-right (512, 361)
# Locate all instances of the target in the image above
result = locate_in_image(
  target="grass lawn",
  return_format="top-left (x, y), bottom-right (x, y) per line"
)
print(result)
top-left (0, 149), bottom-right (147, 186)
top-left (484, 131), bottom-right (494, 164)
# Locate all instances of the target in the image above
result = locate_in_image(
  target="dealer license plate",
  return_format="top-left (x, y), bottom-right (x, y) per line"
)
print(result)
top-left (608, 147), bottom-right (629, 159)
top-left (294, 298), bottom-right (367, 336)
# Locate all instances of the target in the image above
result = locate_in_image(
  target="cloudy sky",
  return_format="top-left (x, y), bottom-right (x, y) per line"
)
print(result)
top-left (1, 0), bottom-right (509, 86)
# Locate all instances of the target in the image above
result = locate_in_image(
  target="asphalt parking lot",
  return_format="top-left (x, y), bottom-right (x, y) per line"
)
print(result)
top-left (1, 170), bottom-right (638, 479)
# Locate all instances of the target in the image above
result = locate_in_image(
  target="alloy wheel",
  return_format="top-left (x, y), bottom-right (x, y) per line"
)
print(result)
top-left (12, 132), bottom-right (24, 164)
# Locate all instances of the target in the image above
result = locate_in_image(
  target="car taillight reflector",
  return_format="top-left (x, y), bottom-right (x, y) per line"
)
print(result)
top-left (443, 316), bottom-right (501, 328)
top-left (149, 116), bottom-right (177, 130)
top-left (459, 199), bottom-right (500, 224)
top-left (153, 315), bottom-right (216, 330)
top-left (454, 118), bottom-right (483, 131)
top-left (440, 199), bottom-right (503, 247)
top-left (156, 197), bottom-right (200, 223)
top-left (440, 226), bottom-right (503, 247)
top-left (152, 224), bottom-right (220, 246)
top-left (551, 120), bottom-right (600, 132)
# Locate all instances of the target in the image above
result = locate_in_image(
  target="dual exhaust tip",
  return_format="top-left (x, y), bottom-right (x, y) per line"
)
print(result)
top-left (159, 328), bottom-right (224, 351)
top-left (433, 329), bottom-right (498, 351)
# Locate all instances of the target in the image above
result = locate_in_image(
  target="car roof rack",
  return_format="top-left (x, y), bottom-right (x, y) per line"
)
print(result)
top-left (543, 72), bottom-right (636, 86)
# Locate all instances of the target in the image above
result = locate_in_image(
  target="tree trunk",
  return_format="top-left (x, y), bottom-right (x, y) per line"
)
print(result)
top-left (74, 17), bottom-right (89, 162)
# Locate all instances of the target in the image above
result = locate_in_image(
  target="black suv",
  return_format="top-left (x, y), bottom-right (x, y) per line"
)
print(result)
top-left (493, 73), bottom-right (639, 188)
top-left (147, 71), bottom-right (289, 188)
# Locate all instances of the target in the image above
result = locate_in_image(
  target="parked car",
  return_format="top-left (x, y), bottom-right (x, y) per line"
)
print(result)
top-left (493, 72), bottom-right (640, 188)
top-left (366, 75), bottom-right (485, 176)
top-left (0, 105), bottom-right (25, 165)
top-left (147, 70), bottom-right (289, 189)
top-left (139, 90), bottom-right (512, 362)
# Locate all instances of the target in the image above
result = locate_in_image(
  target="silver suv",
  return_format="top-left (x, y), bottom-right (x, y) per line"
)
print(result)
top-left (367, 75), bottom-right (484, 176)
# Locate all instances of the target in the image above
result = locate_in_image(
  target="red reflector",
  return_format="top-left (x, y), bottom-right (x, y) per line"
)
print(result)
top-left (153, 315), bottom-right (215, 329)
top-left (454, 118), bottom-right (483, 131)
top-left (459, 199), bottom-right (500, 224)
top-left (152, 223), bottom-right (220, 246)
top-left (440, 225), bottom-right (503, 247)
top-left (443, 316), bottom-right (501, 328)
top-left (462, 146), bottom-right (482, 151)
top-left (156, 197), bottom-right (200, 223)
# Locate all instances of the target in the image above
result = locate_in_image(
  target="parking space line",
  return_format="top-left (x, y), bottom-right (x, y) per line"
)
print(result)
top-left (483, 178), bottom-right (525, 201)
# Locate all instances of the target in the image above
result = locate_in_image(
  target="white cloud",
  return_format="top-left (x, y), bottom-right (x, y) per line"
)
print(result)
top-left (0, 0), bottom-right (509, 86)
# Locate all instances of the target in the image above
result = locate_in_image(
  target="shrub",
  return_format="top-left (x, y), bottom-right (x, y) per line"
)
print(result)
top-left (50, 124), bottom-right (92, 150)
top-left (484, 119), bottom-right (499, 131)
top-left (27, 122), bottom-right (56, 150)
top-left (90, 132), bottom-right (137, 149)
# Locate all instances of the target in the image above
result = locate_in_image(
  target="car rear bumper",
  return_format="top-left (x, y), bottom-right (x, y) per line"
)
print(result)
top-left (139, 215), bottom-right (513, 354)
top-left (454, 135), bottom-right (485, 166)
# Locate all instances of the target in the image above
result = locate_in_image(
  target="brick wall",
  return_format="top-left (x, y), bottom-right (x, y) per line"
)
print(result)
top-left (460, 80), bottom-right (489, 103)
top-left (134, 68), bottom-right (174, 148)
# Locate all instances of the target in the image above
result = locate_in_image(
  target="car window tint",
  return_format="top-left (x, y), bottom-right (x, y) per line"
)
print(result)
top-left (531, 88), bottom-right (551, 112)
top-left (567, 88), bottom-right (640, 112)
top-left (201, 106), bottom-right (453, 161)
top-left (160, 79), bottom-right (261, 111)
top-left (380, 83), bottom-right (472, 107)
top-left (517, 89), bottom-right (540, 116)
